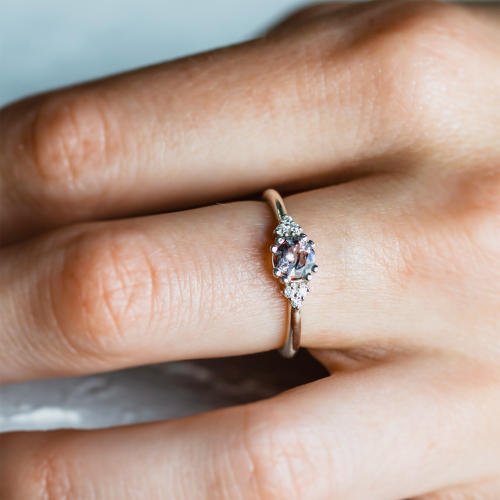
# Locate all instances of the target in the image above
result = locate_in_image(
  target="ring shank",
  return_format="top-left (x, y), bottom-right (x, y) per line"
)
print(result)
top-left (262, 188), bottom-right (287, 223)
top-left (262, 189), bottom-right (301, 358)
top-left (279, 302), bottom-right (301, 358)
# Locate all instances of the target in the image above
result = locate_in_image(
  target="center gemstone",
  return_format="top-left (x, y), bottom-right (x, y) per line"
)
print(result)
top-left (273, 237), bottom-right (316, 280)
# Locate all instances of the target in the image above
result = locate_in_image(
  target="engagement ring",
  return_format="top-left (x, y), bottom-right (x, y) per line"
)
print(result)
top-left (262, 189), bottom-right (318, 358)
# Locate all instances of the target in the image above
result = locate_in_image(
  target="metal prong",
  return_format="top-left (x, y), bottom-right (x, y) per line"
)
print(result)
top-left (306, 273), bottom-right (313, 281)
top-left (273, 269), bottom-right (282, 278)
top-left (276, 237), bottom-right (285, 245)
top-left (271, 245), bottom-right (279, 254)
top-left (308, 240), bottom-right (315, 249)
top-left (312, 265), bottom-right (319, 273)
top-left (281, 276), bottom-right (291, 284)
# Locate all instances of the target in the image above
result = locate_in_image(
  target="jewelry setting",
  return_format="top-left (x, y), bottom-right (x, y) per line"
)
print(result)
top-left (263, 189), bottom-right (318, 358)
top-left (271, 215), bottom-right (318, 309)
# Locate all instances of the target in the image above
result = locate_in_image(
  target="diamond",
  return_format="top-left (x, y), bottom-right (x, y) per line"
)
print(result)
top-left (284, 283), bottom-right (309, 308)
top-left (275, 215), bottom-right (307, 238)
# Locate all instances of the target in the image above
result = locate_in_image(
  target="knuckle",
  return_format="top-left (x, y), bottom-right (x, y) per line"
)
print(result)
top-left (238, 406), bottom-right (332, 500)
top-left (1, 432), bottom-right (74, 500)
top-left (26, 91), bottom-right (122, 210)
top-left (52, 226), bottom-right (160, 358)
top-left (31, 442), bottom-right (74, 500)
top-left (295, 0), bottom-right (490, 148)
top-left (360, 2), bottom-right (479, 137)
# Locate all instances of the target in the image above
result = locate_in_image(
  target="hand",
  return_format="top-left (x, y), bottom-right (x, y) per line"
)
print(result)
top-left (1, 1), bottom-right (499, 498)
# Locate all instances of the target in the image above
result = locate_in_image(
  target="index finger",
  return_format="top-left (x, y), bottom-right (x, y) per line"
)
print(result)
top-left (2, 0), bottom-right (495, 244)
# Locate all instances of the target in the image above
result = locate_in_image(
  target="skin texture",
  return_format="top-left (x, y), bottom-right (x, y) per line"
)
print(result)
top-left (0, 1), bottom-right (499, 499)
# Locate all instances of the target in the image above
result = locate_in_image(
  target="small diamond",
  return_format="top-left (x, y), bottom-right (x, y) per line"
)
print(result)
top-left (284, 286), bottom-right (294, 298)
top-left (276, 216), bottom-right (303, 237)
top-left (291, 297), bottom-right (303, 309)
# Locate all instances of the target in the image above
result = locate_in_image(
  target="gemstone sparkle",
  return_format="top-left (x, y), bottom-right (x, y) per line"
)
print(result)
top-left (272, 236), bottom-right (316, 281)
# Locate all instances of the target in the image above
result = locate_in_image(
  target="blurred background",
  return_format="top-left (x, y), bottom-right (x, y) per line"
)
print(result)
top-left (0, 0), bottom-right (496, 432)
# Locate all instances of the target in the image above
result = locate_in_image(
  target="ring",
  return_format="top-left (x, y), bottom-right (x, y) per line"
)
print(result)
top-left (262, 189), bottom-right (318, 358)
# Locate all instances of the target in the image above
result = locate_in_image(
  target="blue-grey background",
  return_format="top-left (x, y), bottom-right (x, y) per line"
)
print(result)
top-left (0, 0), bottom-right (495, 432)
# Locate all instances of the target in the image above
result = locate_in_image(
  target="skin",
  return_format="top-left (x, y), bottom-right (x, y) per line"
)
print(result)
top-left (0, 0), bottom-right (499, 498)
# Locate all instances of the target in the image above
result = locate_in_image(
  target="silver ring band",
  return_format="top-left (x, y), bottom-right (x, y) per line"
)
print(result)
top-left (263, 189), bottom-right (318, 358)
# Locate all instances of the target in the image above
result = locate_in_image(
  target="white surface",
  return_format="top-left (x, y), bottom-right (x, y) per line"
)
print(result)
top-left (0, 360), bottom-right (277, 432)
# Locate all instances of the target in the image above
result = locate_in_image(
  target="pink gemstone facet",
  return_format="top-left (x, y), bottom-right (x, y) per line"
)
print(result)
top-left (272, 237), bottom-right (316, 281)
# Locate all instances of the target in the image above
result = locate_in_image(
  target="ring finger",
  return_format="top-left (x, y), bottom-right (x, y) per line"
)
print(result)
top-left (0, 165), bottom-right (492, 384)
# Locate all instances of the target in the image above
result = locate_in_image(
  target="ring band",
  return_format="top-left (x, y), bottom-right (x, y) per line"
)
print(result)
top-left (262, 189), bottom-right (318, 358)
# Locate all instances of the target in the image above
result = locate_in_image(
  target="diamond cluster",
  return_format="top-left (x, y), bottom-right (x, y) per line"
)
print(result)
top-left (274, 215), bottom-right (302, 237)
top-left (283, 282), bottom-right (310, 309)
top-left (271, 215), bottom-right (318, 309)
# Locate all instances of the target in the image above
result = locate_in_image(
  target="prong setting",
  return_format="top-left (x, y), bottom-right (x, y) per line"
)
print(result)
top-left (264, 189), bottom-right (319, 358)
top-left (270, 213), bottom-right (316, 308)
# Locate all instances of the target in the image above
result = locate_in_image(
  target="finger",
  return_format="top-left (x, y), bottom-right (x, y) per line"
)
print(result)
top-left (413, 477), bottom-right (500, 500)
top-left (3, 162), bottom-right (499, 383)
top-left (0, 201), bottom-right (280, 383)
top-left (2, 358), bottom-right (499, 500)
top-left (2, 0), bottom-right (498, 243)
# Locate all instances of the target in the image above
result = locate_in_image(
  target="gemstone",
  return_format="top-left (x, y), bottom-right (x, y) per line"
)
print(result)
top-left (272, 236), bottom-right (316, 280)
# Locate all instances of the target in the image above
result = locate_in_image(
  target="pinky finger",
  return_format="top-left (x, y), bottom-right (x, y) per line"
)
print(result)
top-left (1, 358), bottom-right (499, 500)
